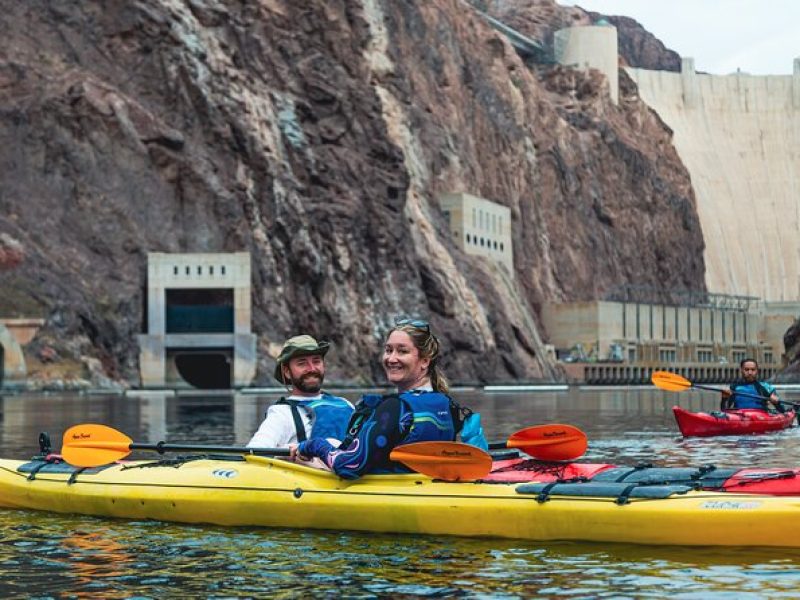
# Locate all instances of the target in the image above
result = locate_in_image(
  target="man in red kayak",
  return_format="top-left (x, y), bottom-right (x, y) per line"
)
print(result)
top-left (720, 358), bottom-right (783, 412)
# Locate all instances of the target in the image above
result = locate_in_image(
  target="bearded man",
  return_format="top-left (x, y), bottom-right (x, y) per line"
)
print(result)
top-left (247, 335), bottom-right (354, 448)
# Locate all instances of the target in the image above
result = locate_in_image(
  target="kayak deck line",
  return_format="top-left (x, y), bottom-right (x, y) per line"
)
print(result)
top-left (5, 455), bottom-right (797, 504)
top-left (9, 453), bottom-right (800, 493)
top-left (2, 459), bottom-right (784, 505)
top-left (13, 453), bottom-right (800, 493)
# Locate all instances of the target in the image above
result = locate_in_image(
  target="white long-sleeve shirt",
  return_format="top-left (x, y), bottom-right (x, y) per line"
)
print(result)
top-left (246, 394), bottom-right (354, 448)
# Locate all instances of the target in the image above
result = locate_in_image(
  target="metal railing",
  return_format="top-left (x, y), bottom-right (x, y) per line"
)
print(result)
top-left (605, 284), bottom-right (760, 310)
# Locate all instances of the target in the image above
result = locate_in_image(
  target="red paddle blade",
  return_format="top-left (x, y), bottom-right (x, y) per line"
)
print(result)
top-left (389, 441), bottom-right (492, 481)
top-left (506, 424), bottom-right (588, 461)
top-left (61, 423), bottom-right (133, 467)
top-left (651, 371), bottom-right (692, 392)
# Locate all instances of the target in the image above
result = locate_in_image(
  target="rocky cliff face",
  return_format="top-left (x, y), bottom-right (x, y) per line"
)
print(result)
top-left (0, 0), bottom-right (704, 387)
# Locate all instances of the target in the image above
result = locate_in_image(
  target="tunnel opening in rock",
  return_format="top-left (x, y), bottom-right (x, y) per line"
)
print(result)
top-left (172, 350), bottom-right (232, 389)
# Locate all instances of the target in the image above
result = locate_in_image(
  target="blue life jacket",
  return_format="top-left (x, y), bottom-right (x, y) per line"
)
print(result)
top-left (460, 412), bottom-right (489, 451)
top-left (730, 381), bottom-right (774, 410)
top-left (328, 391), bottom-right (483, 477)
top-left (276, 393), bottom-right (353, 442)
top-left (399, 390), bottom-right (456, 444)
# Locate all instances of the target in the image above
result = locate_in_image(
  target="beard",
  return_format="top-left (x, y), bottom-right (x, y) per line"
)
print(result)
top-left (292, 371), bottom-right (324, 394)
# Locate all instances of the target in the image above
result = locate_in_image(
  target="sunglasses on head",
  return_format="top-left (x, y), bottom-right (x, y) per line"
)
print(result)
top-left (394, 317), bottom-right (430, 331)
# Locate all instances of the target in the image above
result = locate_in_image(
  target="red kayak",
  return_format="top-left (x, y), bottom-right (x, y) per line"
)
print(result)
top-left (485, 456), bottom-right (800, 495)
top-left (672, 405), bottom-right (796, 437)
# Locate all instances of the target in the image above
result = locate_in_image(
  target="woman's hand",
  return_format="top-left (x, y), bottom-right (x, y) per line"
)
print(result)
top-left (289, 443), bottom-right (311, 462)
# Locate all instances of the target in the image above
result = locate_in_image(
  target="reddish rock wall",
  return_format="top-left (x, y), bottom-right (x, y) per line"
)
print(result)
top-left (0, 0), bottom-right (705, 386)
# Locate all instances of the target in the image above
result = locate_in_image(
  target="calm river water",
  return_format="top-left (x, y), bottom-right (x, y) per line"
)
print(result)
top-left (2, 387), bottom-right (800, 598)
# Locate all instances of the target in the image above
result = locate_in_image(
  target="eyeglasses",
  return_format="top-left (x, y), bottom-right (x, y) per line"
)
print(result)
top-left (394, 317), bottom-right (430, 331)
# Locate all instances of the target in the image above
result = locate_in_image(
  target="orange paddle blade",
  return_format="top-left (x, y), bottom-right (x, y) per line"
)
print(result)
top-left (506, 424), bottom-right (588, 461)
top-left (62, 423), bottom-right (133, 467)
top-left (389, 441), bottom-right (492, 481)
top-left (651, 371), bottom-right (692, 392)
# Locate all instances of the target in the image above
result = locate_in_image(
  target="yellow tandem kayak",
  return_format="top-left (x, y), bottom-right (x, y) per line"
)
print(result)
top-left (1, 455), bottom-right (799, 548)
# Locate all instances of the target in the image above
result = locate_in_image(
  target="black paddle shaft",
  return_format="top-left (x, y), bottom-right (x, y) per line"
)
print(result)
top-left (129, 442), bottom-right (291, 457)
top-left (692, 382), bottom-right (800, 409)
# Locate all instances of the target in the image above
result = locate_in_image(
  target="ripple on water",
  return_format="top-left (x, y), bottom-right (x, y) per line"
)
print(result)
top-left (2, 508), bottom-right (800, 597)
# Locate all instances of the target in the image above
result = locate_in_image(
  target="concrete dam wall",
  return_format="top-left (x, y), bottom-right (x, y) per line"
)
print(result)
top-left (627, 60), bottom-right (800, 301)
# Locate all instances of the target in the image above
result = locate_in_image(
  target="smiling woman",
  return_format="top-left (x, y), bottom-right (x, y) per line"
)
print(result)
top-left (383, 319), bottom-right (444, 393)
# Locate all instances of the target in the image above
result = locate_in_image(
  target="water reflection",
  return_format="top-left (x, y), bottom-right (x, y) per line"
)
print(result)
top-left (60, 528), bottom-right (136, 598)
top-left (2, 387), bottom-right (800, 466)
top-left (1, 509), bottom-right (800, 598)
top-left (1, 388), bottom-right (800, 596)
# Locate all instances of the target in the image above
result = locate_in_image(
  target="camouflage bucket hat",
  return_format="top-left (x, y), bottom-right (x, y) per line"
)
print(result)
top-left (273, 334), bottom-right (330, 382)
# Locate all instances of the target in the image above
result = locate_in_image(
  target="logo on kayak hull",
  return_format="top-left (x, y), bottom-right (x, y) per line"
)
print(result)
top-left (701, 501), bottom-right (761, 510)
top-left (212, 469), bottom-right (239, 479)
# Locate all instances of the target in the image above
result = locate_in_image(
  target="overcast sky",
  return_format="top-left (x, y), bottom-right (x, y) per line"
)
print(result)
top-left (560, 0), bottom-right (799, 75)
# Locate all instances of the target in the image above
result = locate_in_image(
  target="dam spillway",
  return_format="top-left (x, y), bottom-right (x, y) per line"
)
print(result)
top-left (627, 59), bottom-right (800, 301)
